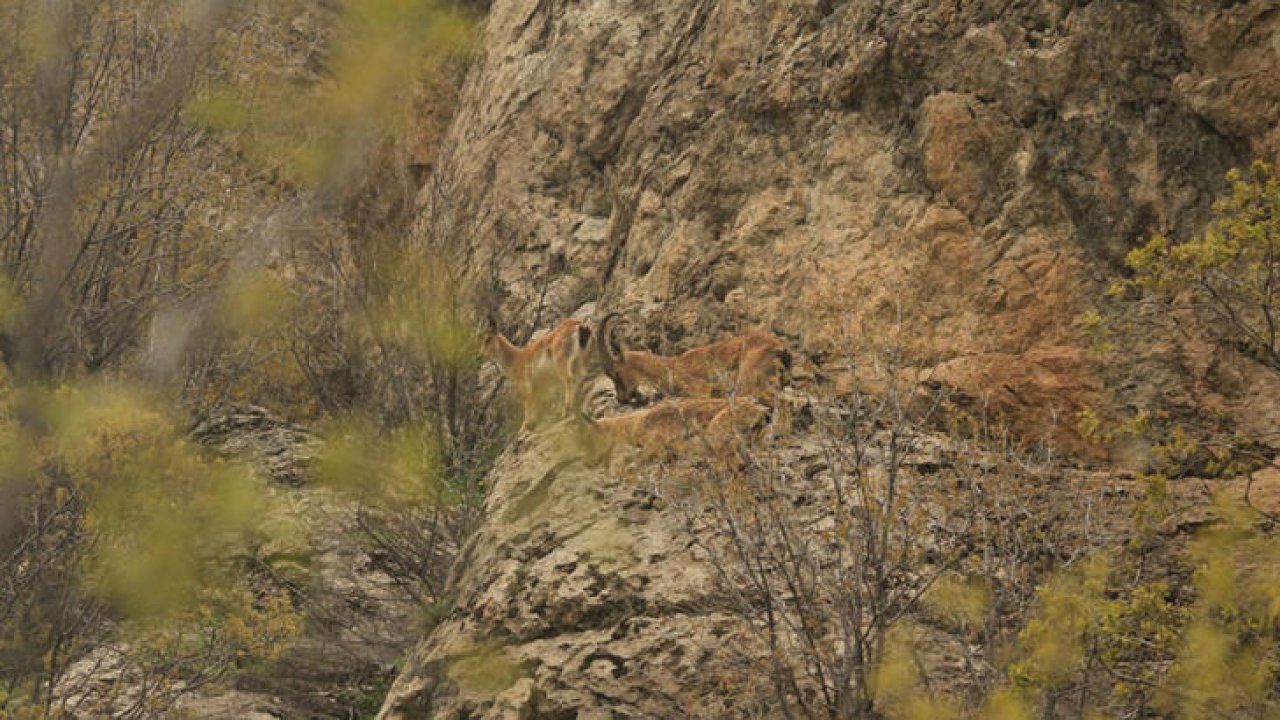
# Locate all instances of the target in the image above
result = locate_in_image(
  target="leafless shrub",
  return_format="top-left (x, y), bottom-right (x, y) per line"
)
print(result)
top-left (665, 342), bottom-right (1120, 717)
top-left (0, 0), bottom-right (241, 380)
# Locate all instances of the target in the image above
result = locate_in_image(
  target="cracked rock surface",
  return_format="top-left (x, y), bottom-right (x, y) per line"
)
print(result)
top-left (425, 0), bottom-right (1280, 453)
top-left (382, 0), bottom-right (1280, 715)
top-left (378, 423), bottom-right (762, 718)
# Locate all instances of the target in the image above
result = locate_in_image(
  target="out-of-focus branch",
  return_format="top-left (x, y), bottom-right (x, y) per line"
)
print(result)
top-left (14, 0), bottom-right (237, 380)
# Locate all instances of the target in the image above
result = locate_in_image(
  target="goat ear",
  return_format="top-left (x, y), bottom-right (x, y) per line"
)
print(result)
top-left (576, 324), bottom-right (591, 349)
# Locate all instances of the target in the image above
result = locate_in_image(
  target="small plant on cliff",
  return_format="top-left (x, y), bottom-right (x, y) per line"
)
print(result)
top-left (1006, 495), bottom-right (1280, 718)
top-left (1121, 160), bottom-right (1280, 371)
top-left (1086, 160), bottom-right (1280, 482)
top-left (1023, 161), bottom-right (1280, 717)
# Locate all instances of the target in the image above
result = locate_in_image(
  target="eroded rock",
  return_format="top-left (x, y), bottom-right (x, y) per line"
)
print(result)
top-left (383, 0), bottom-right (1280, 715)
top-left (378, 423), bottom-right (763, 718)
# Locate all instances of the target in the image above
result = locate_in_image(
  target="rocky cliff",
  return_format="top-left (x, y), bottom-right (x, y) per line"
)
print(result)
top-left (424, 0), bottom-right (1279, 452)
top-left (379, 0), bottom-right (1280, 716)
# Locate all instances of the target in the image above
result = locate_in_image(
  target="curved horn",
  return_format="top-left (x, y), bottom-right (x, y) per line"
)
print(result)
top-left (594, 312), bottom-right (623, 375)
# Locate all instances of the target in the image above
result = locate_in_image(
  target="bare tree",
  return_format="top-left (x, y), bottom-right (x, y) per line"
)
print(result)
top-left (0, 0), bottom-right (239, 380)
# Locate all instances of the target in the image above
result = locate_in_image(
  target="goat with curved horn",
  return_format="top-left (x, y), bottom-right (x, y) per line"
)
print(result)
top-left (592, 313), bottom-right (791, 406)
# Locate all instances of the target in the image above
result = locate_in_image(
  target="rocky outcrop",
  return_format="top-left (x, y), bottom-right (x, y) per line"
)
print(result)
top-left (426, 0), bottom-right (1279, 453)
top-left (378, 422), bottom-right (768, 718)
top-left (191, 405), bottom-right (320, 485)
top-left (383, 0), bottom-right (1280, 715)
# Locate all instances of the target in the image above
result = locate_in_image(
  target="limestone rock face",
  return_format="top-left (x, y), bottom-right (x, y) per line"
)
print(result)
top-left (378, 424), bottom-right (761, 719)
top-left (423, 0), bottom-right (1279, 453)
top-left (382, 0), bottom-right (1280, 715)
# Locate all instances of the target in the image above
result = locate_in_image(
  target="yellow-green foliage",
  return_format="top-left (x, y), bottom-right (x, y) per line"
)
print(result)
top-left (0, 380), bottom-right (302, 713)
top-left (1078, 401), bottom-right (1255, 480)
top-left (925, 572), bottom-right (991, 631)
top-left (317, 415), bottom-right (443, 504)
top-left (1011, 553), bottom-right (1183, 702)
top-left (314, 409), bottom-right (479, 606)
top-left (1124, 160), bottom-right (1280, 369)
top-left (196, 0), bottom-right (474, 188)
top-left (2, 0), bottom-right (478, 711)
top-left (1097, 582), bottom-right (1185, 695)
top-left (1007, 493), bottom-right (1280, 717)
top-left (360, 246), bottom-right (483, 375)
top-left (1010, 555), bottom-right (1110, 690)
top-left (1160, 496), bottom-right (1280, 716)
top-left (1077, 407), bottom-right (1165, 450)
top-left (1130, 472), bottom-right (1175, 540)
top-left (1077, 308), bottom-right (1114, 356)
top-left (978, 687), bottom-right (1034, 720)
top-left (871, 625), bottom-right (959, 720)
top-left (221, 270), bottom-right (299, 340)
top-left (44, 387), bottom-right (259, 617)
top-left (181, 1), bottom-right (478, 421)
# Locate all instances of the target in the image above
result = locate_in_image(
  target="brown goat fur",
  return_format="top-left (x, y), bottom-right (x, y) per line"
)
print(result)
top-left (594, 314), bottom-right (790, 405)
top-left (580, 397), bottom-right (769, 469)
top-left (488, 317), bottom-right (594, 429)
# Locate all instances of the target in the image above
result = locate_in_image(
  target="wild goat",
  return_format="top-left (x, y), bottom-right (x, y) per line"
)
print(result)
top-left (488, 317), bottom-right (593, 429)
top-left (579, 396), bottom-right (769, 469)
top-left (594, 313), bottom-right (790, 405)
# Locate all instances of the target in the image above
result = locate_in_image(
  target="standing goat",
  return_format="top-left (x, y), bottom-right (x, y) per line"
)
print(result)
top-left (488, 317), bottom-right (594, 429)
top-left (594, 313), bottom-right (790, 405)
